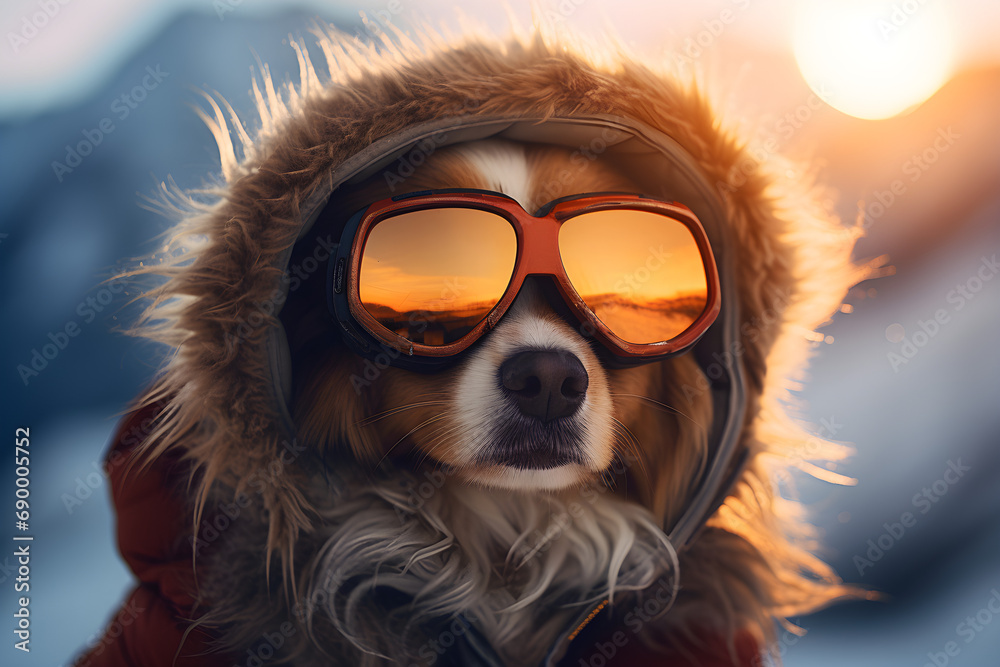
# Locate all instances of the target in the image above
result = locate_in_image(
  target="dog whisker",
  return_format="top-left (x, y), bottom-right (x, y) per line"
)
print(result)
top-left (599, 467), bottom-right (615, 491)
top-left (413, 422), bottom-right (466, 470)
top-left (610, 393), bottom-right (707, 433)
top-left (611, 418), bottom-right (649, 483)
top-left (373, 413), bottom-right (448, 471)
top-left (611, 423), bottom-right (632, 496)
top-left (356, 400), bottom-right (451, 427)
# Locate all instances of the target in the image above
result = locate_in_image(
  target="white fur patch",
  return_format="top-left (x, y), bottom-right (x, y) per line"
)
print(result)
top-left (484, 464), bottom-right (593, 491)
top-left (454, 140), bottom-right (534, 209)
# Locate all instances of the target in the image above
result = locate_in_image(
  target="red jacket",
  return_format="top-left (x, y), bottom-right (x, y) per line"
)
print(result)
top-left (74, 402), bottom-right (222, 667)
top-left (76, 405), bottom-right (760, 667)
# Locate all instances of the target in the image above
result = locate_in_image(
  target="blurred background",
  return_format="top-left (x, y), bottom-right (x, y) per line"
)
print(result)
top-left (1, 1), bottom-right (997, 665)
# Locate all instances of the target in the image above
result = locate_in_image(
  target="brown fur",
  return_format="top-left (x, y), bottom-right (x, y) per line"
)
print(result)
top-left (123, 21), bottom-right (874, 663)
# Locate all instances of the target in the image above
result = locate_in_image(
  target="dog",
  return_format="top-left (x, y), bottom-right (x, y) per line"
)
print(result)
top-left (274, 139), bottom-right (709, 664)
top-left (80, 24), bottom-right (870, 667)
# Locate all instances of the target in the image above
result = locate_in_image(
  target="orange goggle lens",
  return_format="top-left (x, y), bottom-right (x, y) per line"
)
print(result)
top-left (558, 209), bottom-right (708, 344)
top-left (359, 207), bottom-right (517, 346)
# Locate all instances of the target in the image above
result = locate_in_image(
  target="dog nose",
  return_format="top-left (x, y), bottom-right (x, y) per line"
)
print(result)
top-left (499, 349), bottom-right (589, 422)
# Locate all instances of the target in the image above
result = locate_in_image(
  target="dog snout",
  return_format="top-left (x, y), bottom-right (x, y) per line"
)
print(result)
top-left (499, 349), bottom-right (589, 422)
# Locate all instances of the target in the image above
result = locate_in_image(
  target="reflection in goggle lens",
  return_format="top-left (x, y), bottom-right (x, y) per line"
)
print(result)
top-left (359, 207), bottom-right (517, 345)
top-left (558, 209), bottom-right (708, 344)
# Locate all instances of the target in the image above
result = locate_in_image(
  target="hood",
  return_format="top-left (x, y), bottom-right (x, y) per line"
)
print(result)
top-left (126, 21), bottom-right (868, 640)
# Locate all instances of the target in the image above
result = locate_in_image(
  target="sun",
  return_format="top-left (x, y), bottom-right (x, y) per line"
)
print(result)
top-left (792, 0), bottom-right (956, 120)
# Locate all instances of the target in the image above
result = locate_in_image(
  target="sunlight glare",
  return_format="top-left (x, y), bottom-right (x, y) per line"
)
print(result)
top-left (793, 1), bottom-right (955, 120)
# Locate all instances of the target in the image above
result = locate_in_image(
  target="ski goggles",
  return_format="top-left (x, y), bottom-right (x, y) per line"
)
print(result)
top-left (327, 189), bottom-right (720, 370)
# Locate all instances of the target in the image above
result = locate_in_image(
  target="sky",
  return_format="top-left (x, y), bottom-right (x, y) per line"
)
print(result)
top-left (4, 0), bottom-right (1000, 120)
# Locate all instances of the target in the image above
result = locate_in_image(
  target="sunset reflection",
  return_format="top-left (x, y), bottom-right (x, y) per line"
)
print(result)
top-left (359, 207), bottom-right (516, 345)
top-left (559, 209), bottom-right (708, 343)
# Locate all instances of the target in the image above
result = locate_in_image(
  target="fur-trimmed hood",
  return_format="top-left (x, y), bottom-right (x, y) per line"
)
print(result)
top-left (122, 20), bottom-right (871, 665)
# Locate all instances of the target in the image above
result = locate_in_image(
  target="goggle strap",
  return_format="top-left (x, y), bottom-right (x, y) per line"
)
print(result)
top-left (667, 368), bottom-right (748, 548)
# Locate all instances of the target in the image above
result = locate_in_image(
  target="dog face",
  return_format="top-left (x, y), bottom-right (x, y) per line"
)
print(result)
top-left (292, 140), bottom-right (713, 518)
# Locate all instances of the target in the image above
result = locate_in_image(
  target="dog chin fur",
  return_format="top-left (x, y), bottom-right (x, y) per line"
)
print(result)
top-left (471, 464), bottom-right (593, 491)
